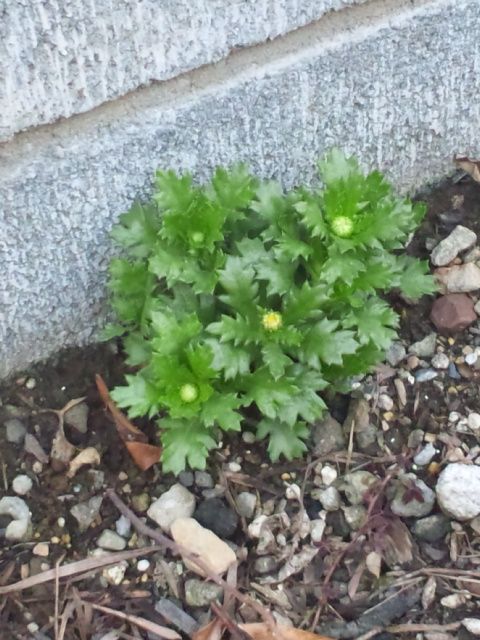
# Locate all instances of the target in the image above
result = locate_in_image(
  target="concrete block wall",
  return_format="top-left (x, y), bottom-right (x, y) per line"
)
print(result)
top-left (1, 0), bottom-right (480, 377)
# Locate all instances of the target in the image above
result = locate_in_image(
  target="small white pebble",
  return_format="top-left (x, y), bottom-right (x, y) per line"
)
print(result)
top-left (118, 471), bottom-right (128, 481)
top-left (32, 462), bottom-right (43, 475)
top-left (320, 465), bottom-right (338, 486)
top-left (25, 378), bottom-right (36, 390)
top-left (465, 352), bottom-right (478, 366)
top-left (57, 517), bottom-right (65, 528)
top-left (228, 462), bottom-right (241, 473)
top-left (413, 443), bottom-right (436, 466)
top-left (136, 559), bottom-right (150, 572)
top-left (241, 431), bottom-right (255, 444)
top-left (431, 353), bottom-right (450, 369)
top-left (468, 413), bottom-right (480, 431)
top-left (285, 483), bottom-right (301, 500)
top-left (448, 411), bottom-right (461, 424)
top-left (33, 542), bottom-right (49, 557)
top-left (27, 623), bottom-right (39, 633)
top-left (12, 475), bottom-right (33, 496)
top-left (377, 394), bottom-right (394, 411)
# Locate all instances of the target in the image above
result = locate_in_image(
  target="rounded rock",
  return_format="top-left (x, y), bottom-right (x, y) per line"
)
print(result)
top-left (194, 498), bottom-right (238, 539)
top-left (97, 529), bottom-right (127, 551)
top-left (5, 418), bottom-right (27, 444)
top-left (436, 463), bottom-right (480, 520)
top-left (391, 474), bottom-right (435, 518)
top-left (431, 353), bottom-right (450, 369)
top-left (147, 484), bottom-right (196, 532)
top-left (468, 413), bottom-right (480, 431)
top-left (235, 492), bottom-right (257, 519)
top-left (12, 474), bottom-right (33, 496)
top-left (430, 294), bottom-right (477, 335)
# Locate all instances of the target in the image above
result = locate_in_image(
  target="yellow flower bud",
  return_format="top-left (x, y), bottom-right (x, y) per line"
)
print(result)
top-left (262, 311), bottom-right (282, 332)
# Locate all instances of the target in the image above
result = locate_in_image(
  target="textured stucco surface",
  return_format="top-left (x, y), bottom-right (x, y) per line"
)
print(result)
top-left (1, 0), bottom-right (479, 378)
top-left (0, 0), bottom-right (367, 141)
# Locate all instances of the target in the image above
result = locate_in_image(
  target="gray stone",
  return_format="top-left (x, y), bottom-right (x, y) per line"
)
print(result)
top-left (312, 414), bottom-right (345, 455)
top-left (178, 471), bottom-right (194, 488)
top-left (254, 556), bottom-right (278, 575)
top-left (430, 225), bottom-right (477, 266)
top-left (1, 1), bottom-right (480, 378)
top-left (313, 486), bottom-right (341, 512)
top-left (184, 578), bottom-right (223, 607)
top-left (431, 353), bottom-right (450, 370)
top-left (411, 514), bottom-right (450, 542)
top-left (115, 515), bottom-right (131, 538)
top-left (342, 505), bottom-right (367, 531)
top-left (435, 263), bottom-right (480, 294)
top-left (436, 463), bottom-right (480, 520)
top-left (131, 493), bottom-right (150, 512)
top-left (194, 498), bottom-right (238, 539)
top-left (386, 342), bottom-right (407, 367)
top-left (390, 474), bottom-right (435, 518)
top-left (0, 0), bottom-right (367, 141)
top-left (342, 471), bottom-right (377, 505)
top-left (147, 484), bottom-right (196, 532)
top-left (70, 496), bottom-right (103, 532)
top-left (377, 394), bottom-right (394, 411)
top-left (194, 471), bottom-right (214, 489)
top-left (5, 418), bottom-right (27, 444)
top-left (0, 496), bottom-right (31, 541)
top-left (236, 492), bottom-right (257, 519)
top-left (97, 529), bottom-right (127, 551)
top-left (415, 368), bottom-right (438, 383)
top-left (410, 333), bottom-right (437, 358)
top-left (64, 402), bottom-right (89, 434)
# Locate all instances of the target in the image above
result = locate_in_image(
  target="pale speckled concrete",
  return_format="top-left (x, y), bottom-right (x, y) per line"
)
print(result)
top-left (0, 0), bottom-right (479, 377)
top-left (0, 0), bottom-right (367, 141)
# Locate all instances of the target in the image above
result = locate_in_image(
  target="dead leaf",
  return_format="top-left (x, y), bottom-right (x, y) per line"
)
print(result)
top-left (50, 428), bottom-right (75, 471)
top-left (95, 374), bottom-right (147, 442)
top-left (454, 155), bottom-right (480, 183)
top-left (125, 441), bottom-right (161, 471)
top-left (192, 618), bottom-right (224, 640)
top-left (383, 518), bottom-right (413, 567)
top-left (239, 623), bottom-right (332, 640)
top-left (276, 546), bottom-right (319, 582)
top-left (67, 447), bottom-right (101, 478)
top-left (365, 551), bottom-right (382, 579)
top-left (96, 374), bottom-right (161, 470)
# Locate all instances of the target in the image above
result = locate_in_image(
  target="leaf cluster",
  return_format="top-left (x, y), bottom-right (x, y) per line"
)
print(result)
top-left (104, 151), bottom-right (436, 473)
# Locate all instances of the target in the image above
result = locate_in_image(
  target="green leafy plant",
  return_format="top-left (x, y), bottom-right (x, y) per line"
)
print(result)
top-left (104, 150), bottom-right (436, 473)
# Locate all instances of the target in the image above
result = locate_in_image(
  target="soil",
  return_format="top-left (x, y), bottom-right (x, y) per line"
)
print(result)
top-left (2, 174), bottom-right (480, 640)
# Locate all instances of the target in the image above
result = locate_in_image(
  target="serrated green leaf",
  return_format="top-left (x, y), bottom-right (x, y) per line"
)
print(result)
top-left (111, 202), bottom-right (160, 258)
top-left (111, 374), bottom-right (160, 419)
top-left (124, 332), bottom-right (152, 366)
top-left (201, 393), bottom-right (243, 432)
top-left (343, 299), bottom-right (398, 349)
top-left (160, 418), bottom-right (217, 473)
top-left (150, 311), bottom-right (202, 356)
top-left (256, 419), bottom-right (309, 461)
top-left (301, 318), bottom-right (358, 368)
top-left (207, 314), bottom-right (259, 346)
top-left (394, 256), bottom-right (438, 299)
top-left (99, 323), bottom-right (126, 341)
top-left (261, 342), bottom-right (292, 379)
top-left (205, 338), bottom-right (252, 380)
top-left (256, 259), bottom-right (296, 296)
top-left (210, 164), bottom-right (257, 215)
top-left (218, 256), bottom-right (259, 314)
